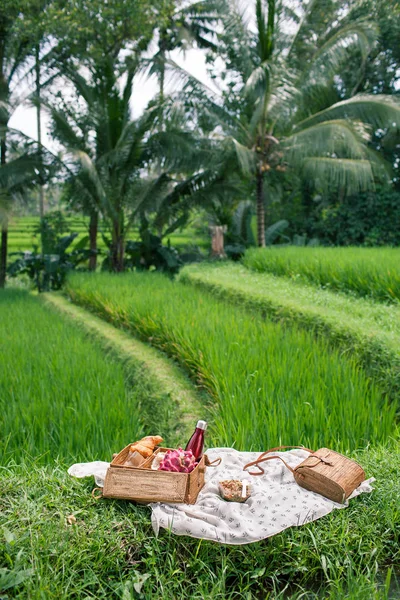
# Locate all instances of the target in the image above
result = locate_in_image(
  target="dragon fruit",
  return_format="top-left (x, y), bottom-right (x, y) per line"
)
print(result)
top-left (159, 448), bottom-right (198, 473)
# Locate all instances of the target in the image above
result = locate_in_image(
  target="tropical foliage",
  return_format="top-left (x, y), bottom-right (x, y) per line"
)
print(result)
top-left (0, 1), bottom-right (37, 286)
top-left (47, 60), bottom-right (229, 271)
top-left (196, 0), bottom-right (400, 246)
top-left (0, 0), bottom-right (400, 280)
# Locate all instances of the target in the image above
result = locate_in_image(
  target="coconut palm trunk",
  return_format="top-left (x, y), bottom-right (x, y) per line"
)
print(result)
top-left (0, 226), bottom-right (7, 288)
top-left (0, 136), bottom-right (7, 288)
top-left (89, 210), bottom-right (98, 271)
top-left (256, 169), bottom-right (266, 247)
top-left (159, 32), bottom-right (167, 107)
top-left (111, 217), bottom-right (125, 272)
top-left (35, 43), bottom-right (45, 221)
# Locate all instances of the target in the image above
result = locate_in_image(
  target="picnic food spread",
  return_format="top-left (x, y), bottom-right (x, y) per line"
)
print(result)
top-left (100, 420), bottom-right (212, 504)
top-left (105, 427), bottom-right (367, 505)
top-left (219, 479), bottom-right (251, 502)
top-left (129, 435), bottom-right (164, 458)
top-left (106, 422), bottom-right (279, 505)
top-left (159, 448), bottom-right (198, 473)
top-left (122, 424), bottom-right (207, 474)
top-left (68, 432), bottom-right (374, 545)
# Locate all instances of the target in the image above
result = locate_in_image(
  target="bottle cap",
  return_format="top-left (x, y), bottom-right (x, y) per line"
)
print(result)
top-left (196, 420), bottom-right (207, 430)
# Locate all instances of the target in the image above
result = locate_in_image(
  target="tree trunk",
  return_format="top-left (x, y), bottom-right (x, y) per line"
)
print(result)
top-left (35, 44), bottom-right (45, 220)
top-left (158, 30), bottom-right (168, 131)
top-left (111, 219), bottom-right (124, 272)
top-left (256, 170), bottom-right (266, 247)
top-left (89, 210), bottom-right (98, 271)
top-left (0, 226), bottom-right (7, 288)
top-left (210, 225), bottom-right (227, 257)
top-left (0, 136), bottom-right (6, 288)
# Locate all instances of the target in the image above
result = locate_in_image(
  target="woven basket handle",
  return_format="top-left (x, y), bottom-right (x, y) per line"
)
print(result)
top-left (91, 487), bottom-right (103, 500)
top-left (243, 446), bottom-right (313, 477)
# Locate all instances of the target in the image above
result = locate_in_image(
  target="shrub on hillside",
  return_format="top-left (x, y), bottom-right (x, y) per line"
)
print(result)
top-left (312, 187), bottom-right (400, 246)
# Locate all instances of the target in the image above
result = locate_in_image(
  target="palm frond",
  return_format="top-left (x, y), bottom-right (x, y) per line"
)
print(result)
top-left (232, 199), bottom-right (255, 245)
top-left (295, 95), bottom-right (400, 132)
top-left (300, 21), bottom-right (377, 90)
top-left (126, 172), bottom-right (172, 227)
top-left (164, 57), bottom-right (221, 99)
top-left (122, 61), bottom-right (137, 123)
top-left (245, 63), bottom-right (270, 100)
top-left (61, 66), bottom-right (95, 108)
top-left (265, 219), bottom-right (289, 245)
top-left (231, 138), bottom-right (256, 175)
top-left (0, 155), bottom-right (42, 191)
top-left (177, 0), bottom-right (224, 51)
top-left (45, 103), bottom-right (86, 151)
top-left (264, 59), bottom-right (299, 126)
top-left (220, 2), bottom-right (255, 80)
top-left (256, 0), bottom-right (268, 61)
top-left (145, 130), bottom-right (203, 172)
top-left (302, 157), bottom-right (375, 195)
top-left (266, 0), bottom-right (276, 59)
top-left (286, 0), bottom-right (317, 59)
top-left (73, 151), bottom-right (111, 216)
top-left (255, 0), bottom-right (276, 61)
top-left (284, 119), bottom-right (371, 161)
top-left (0, 100), bottom-right (9, 125)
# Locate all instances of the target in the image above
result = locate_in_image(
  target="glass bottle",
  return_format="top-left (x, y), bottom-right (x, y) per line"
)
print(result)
top-left (185, 420), bottom-right (207, 461)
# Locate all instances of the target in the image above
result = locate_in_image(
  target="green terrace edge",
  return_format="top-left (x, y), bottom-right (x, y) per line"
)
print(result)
top-left (42, 293), bottom-right (206, 444)
top-left (179, 262), bottom-right (400, 410)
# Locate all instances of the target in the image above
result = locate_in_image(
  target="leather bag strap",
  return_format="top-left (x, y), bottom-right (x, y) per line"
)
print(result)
top-left (243, 445), bottom-right (313, 477)
top-left (205, 456), bottom-right (222, 467)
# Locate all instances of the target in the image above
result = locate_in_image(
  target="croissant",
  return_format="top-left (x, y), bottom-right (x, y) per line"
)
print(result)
top-left (129, 435), bottom-right (163, 458)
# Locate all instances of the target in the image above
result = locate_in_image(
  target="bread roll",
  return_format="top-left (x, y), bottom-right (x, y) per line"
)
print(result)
top-left (129, 435), bottom-right (163, 458)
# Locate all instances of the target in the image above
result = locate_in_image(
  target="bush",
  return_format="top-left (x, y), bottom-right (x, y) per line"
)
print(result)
top-left (8, 234), bottom-right (91, 292)
top-left (312, 187), bottom-right (400, 246)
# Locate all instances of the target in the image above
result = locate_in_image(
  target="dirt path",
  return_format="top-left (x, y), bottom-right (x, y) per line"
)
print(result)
top-left (42, 293), bottom-right (205, 441)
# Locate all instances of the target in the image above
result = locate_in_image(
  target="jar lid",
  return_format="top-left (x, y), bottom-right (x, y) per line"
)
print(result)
top-left (196, 420), bottom-right (207, 430)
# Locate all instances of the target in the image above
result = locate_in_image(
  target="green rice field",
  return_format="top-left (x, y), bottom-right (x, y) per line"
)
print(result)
top-left (179, 262), bottom-right (400, 400)
top-left (1, 263), bottom-right (400, 598)
top-left (7, 216), bottom-right (208, 257)
top-left (0, 289), bottom-right (146, 463)
top-left (65, 272), bottom-right (395, 452)
top-left (243, 246), bottom-right (400, 303)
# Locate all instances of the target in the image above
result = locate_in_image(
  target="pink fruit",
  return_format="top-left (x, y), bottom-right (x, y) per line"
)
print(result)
top-left (159, 448), bottom-right (198, 473)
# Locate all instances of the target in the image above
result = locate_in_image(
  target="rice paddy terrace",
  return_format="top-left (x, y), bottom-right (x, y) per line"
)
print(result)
top-left (1, 246), bottom-right (400, 598)
top-left (7, 216), bottom-right (208, 260)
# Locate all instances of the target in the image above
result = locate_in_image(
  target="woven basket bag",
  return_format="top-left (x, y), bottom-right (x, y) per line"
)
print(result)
top-left (243, 445), bottom-right (365, 504)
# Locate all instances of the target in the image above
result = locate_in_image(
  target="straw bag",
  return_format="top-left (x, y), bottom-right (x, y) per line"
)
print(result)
top-left (243, 446), bottom-right (365, 504)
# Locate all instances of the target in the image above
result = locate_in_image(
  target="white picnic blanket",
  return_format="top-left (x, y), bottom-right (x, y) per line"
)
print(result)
top-left (68, 447), bottom-right (374, 546)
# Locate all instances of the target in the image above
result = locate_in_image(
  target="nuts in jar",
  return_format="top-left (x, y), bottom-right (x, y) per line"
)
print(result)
top-left (218, 479), bottom-right (251, 502)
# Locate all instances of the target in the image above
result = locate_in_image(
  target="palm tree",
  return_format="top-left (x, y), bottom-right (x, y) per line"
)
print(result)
top-left (46, 58), bottom-right (133, 271)
top-left (0, 133), bottom-right (51, 281)
top-left (0, 2), bottom-right (37, 287)
top-left (148, 0), bottom-right (221, 106)
top-left (205, 0), bottom-right (400, 246)
top-left (48, 57), bottom-right (225, 272)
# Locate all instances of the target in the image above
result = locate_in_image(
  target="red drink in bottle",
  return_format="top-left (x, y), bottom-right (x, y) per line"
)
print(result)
top-left (185, 420), bottom-right (207, 461)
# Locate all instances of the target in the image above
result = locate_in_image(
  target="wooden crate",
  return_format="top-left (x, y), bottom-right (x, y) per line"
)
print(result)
top-left (103, 446), bottom-right (207, 504)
